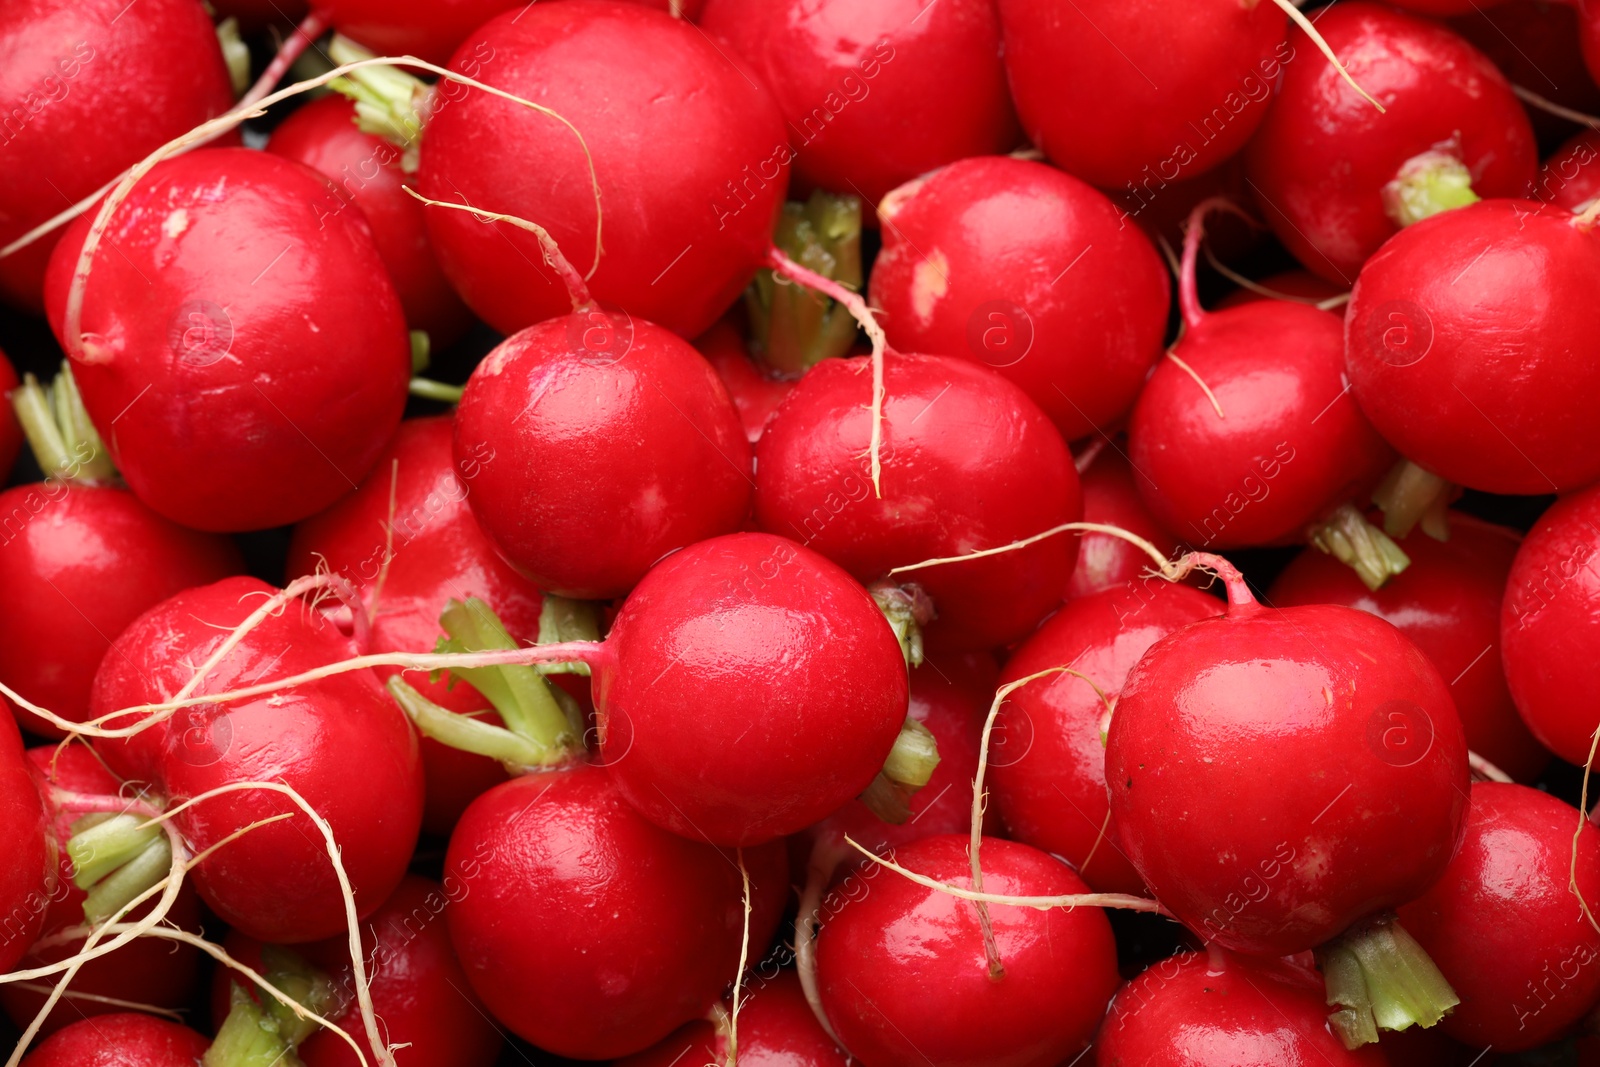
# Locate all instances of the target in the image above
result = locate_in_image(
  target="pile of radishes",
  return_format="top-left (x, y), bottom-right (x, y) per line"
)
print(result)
top-left (5, 0), bottom-right (1600, 1063)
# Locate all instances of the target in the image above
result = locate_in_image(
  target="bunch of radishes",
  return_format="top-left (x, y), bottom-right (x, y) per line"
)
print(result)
top-left (4, 0), bottom-right (1600, 1064)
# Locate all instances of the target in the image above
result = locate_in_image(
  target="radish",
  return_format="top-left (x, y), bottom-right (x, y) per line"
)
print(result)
top-left (18, 1013), bottom-right (210, 1067)
top-left (866, 156), bottom-right (1169, 442)
top-left (443, 763), bottom-right (788, 1058)
top-left (698, 0), bottom-right (1018, 207)
top-left (1270, 511), bottom-right (1550, 784)
top-left (1345, 199), bottom-right (1600, 497)
top-left (209, 875), bottom-right (502, 1067)
top-left (1067, 446), bottom-right (1181, 600)
top-left (1212, 268), bottom-right (1347, 310)
top-left (417, 0), bottom-right (789, 338)
top-left (1452, 2), bottom-right (1600, 145)
top-left (989, 582), bottom-right (1221, 896)
top-left (617, 969), bottom-right (846, 1067)
top-left (1536, 128), bottom-right (1600, 212)
top-left (0, 483), bottom-right (240, 738)
top-left (1105, 552), bottom-right (1467, 1044)
top-left (754, 352), bottom-right (1081, 651)
top-left (85, 575), bottom-right (423, 943)
top-left (0, 714), bottom-right (50, 976)
top-left (1245, 3), bottom-right (1536, 284)
top-left (0, 353), bottom-right (20, 477)
top-left (814, 834), bottom-right (1119, 1067)
top-left (318, 0), bottom-right (522, 67)
top-left (0, 0), bottom-right (234, 313)
top-left (41, 147), bottom-right (412, 533)
top-left (1096, 951), bottom-right (1388, 1066)
top-left (995, 0), bottom-right (1289, 190)
top-left (1127, 203), bottom-right (1400, 588)
top-left (1501, 482), bottom-right (1600, 768)
top-left (267, 95), bottom-right (474, 348)
top-left (1397, 782), bottom-right (1600, 1051)
top-left (697, 314), bottom-right (797, 445)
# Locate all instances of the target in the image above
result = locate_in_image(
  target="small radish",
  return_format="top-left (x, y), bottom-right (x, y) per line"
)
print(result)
top-left (755, 352), bottom-right (1081, 651)
top-left (995, 0), bottom-right (1289, 189)
top-left (990, 582), bottom-right (1221, 896)
top-left (1095, 951), bottom-right (1388, 1066)
top-left (209, 875), bottom-right (502, 1067)
top-left (1345, 199), bottom-right (1600, 496)
top-left (697, 314), bottom-right (796, 445)
top-left (1270, 511), bottom-right (1549, 783)
top-left (1501, 482), bottom-right (1600, 768)
top-left (1105, 553), bottom-right (1467, 1043)
top-left (18, 1013), bottom-right (210, 1067)
top-left (1397, 782), bottom-right (1600, 1052)
top-left (866, 156), bottom-right (1170, 442)
top-left (1452, 2), bottom-right (1600, 145)
top-left (616, 970), bottom-right (847, 1067)
top-left (417, 1), bottom-right (789, 338)
top-left (87, 575), bottom-right (423, 943)
top-left (0, 352), bottom-right (21, 477)
top-left (267, 95), bottom-right (474, 348)
top-left (0, 713), bottom-right (50, 975)
top-left (42, 147), bottom-right (411, 533)
top-left (0, 0), bottom-right (234, 313)
top-left (1067, 446), bottom-right (1181, 600)
top-left (1245, 3), bottom-right (1536, 284)
top-left (1536, 128), bottom-right (1600, 212)
top-left (814, 834), bottom-right (1119, 1067)
top-left (1127, 203), bottom-right (1400, 588)
top-left (698, 0), bottom-right (1018, 207)
top-left (318, 0), bottom-right (522, 66)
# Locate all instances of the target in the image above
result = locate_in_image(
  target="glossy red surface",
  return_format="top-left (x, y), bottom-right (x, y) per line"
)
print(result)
top-left (419, 1), bottom-right (788, 338)
top-left (1452, 2), bottom-right (1600, 146)
top-left (1501, 483), bottom-right (1600, 767)
top-left (19, 1014), bottom-right (210, 1067)
top-left (455, 315), bottom-right (751, 599)
top-left (1246, 3), bottom-right (1536, 284)
top-left (42, 148), bottom-right (411, 532)
top-left (696, 315), bottom-right (795, 444)
top-left (0, 713), bottom-right (49, 975)
top-left (321, 0), bottom-right (523, 66)
top-left (595, 533), bottom-right (909, 845)
top-left (618, 970), bottom-right (847, 1067)
top-left (868, 156), bottom-right (1170, 441)
top-left (1095, 951), bottom-right (1389, 1066)
top-left (0, 352), bottom-right (20, 479)
top-left (992, 583), bottom-right (1221, 895)
top-left (1399, 783), bottom-right (1600, 1051)
top-left (0, 0), bottom-right (233, 312)
top-left (268, 95), bottom-right (473, 347)
top-left (700, 0), bottom-right (1017, 206)
top-left (1270, 513), bottom-right (1549, 783)
top-left (755, 352), bottom-right (1081, 650)
top-left (815, 834), bottom-right (1119, 1067)
top-left (89, 576), bottom-right (423, 943)
top-left (1345, 199), bottom-right (1600, 495)
top-left (1128, 301), bottom-right (1395, 549)
top-left (444, 764), bottom-right (786, 1058)
top-left (0, 484), bottom-right (241, 737)
top-left (996, 0), bottom-right (1286, 190)
top-left (1067, 447), bottom-right (1182, 600)
top-left (1106, 592), bottom-right (1469, 956)
top-left (1537, 129), bottom-right (1600, 213)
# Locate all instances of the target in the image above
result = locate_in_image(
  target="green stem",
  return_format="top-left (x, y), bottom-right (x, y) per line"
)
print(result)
top-left (1382, 149), bottom-right (1481, 227)
top-left (388, 677), bottom-right (555, 769)
top-left (408, 378), bottom-right (464, 404)
top-left (870, 582), bottom-right (933, 668)
top-left (1308, 502), bottom-right (1411, 591)
top-left (67, 813), bottom-right (162, 889)
top-left (857, 718), bottom-right (941, 825)
top-left (410, 330), bottom-right (431, 374)
top-left (11, 364), bottom-right (115, 483)
top-left (216, 17), bottom-right (251, 97)
top-left (204, 946), bottom-right (336, 1067)
top-left (1317, 915), bottom-right (1459, 1049)
top-left (1372, 459), bottom-right (1456, 542)
top-left (82, 834), bottom-right (171, 925)
top-left (745, 191), bottom-right (863, 375)
top-left (535, 595), bottom-right (601, 676)
top-left (327, 34), bottom-right (429, 170)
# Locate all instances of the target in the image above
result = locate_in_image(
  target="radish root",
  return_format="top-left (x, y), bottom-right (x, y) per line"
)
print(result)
top-left (403, 189), bottom-right (595, 310)
top-left (1267, 0), bottom-right (1386, 113)
top-left (1467, 750), bottom-right (1512, 784)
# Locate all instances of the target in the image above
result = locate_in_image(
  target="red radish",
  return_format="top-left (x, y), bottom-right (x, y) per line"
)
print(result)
top-left (211, 0), bottom-right (307, 31)
top-left (1067, 447), bottom-right (1181, 600)
top-left (1270, 512), bottom-right (1549, 783)
top-left (697, 314), bottom-right (796, 444)
top-left (1501, 482), bottom-right (1600, 767)
top-left (0, 0), bottom-right (234, 313)
top-left (319, 0), bottom-right (522, 67)
top-left (209, 875), bottom-right (502, 1067)
top-left (0, 484), bottom-right (240, 738)
top-left (267, 95), bottom-right (474, 347)
top-left (287, 416), bottom-right (549, 834)
top-left (994, 0), bottom-right (1287, 190)
top-left (617, 970), bottom-right (847, 1067)
top-left (1536, 128), bottom-right (1600, 212)
top-left (1127, 205), bottom-right (1398, 583)
top-left (1105, 554), bottom-right (1467, 1039)
top-left (41, 147), bottom-right (411, 533)
top-left (866, 156), bottom-right (1170, 441)
top-left (18, 1013), bottom-right (210, 1067)
top-left (1095, 951), bottom-right (1388, 1066)
top-left (443, 763), bottom-right (787, 1058)
top-left (88, 576), bottom-right (423, 943)
top-left (0, 713), bottom-right (50, 975)
top-left (0, 353), bottom-right (21, 477)
top-left (418, 1), bottom-right (789, 338)
top-left (990, 582), bottom-right (1221, 895)
top-left (755, 352), bottom-right (1081, 651)
top-left (1245, 3), bottom-right (1536, 283)
top-left (1452, 2), bottom-right (1600, 145)
top-left (814, 834), bottom-right (1119, 1067)
top-left (1398, 782), bottom-right (1600, 1051)
top-left (1345, 199), bottom-right (1600, 496)
top-left (1, 745), bottom-right (202, 1037)
top-left (453, 313), bottom-right (752, 600)
top-left (699, 0), bottom-right (1018, 207)
top-left (1212, 268), bottom-right (1347, 310)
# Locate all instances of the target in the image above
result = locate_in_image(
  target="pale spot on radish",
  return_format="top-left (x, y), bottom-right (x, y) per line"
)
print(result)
top-left (161, 208), bottom-right (190, 239)
top-left (911, 251), bottom-right (949, 326)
